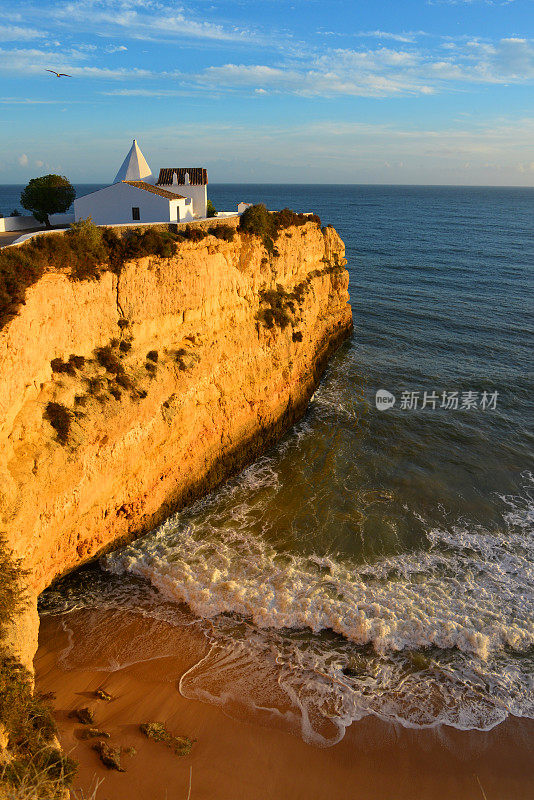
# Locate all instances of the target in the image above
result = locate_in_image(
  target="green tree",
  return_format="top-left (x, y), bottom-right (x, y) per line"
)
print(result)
top-left (20, 174), bottom-right (75, 228)
top-left (206, 199), bottom-right (217, 218)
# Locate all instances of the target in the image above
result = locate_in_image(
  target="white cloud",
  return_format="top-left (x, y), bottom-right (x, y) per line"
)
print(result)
top-left (354, 31), bottom-right (426, 44)
top-left (18, 154), bottom-right (29, 166)
top-left (0, 97), bottom-right (73, 104)
top-left (0, 25), bottom-right (45, 42)
top-left (189, 36), bottom-right (534, 97)
top-left (198, 57), bottom-right (435, 98)
top-left (102, 88), bottom-right (196, 97)
top-left (0, 47), bottom-right (155, 79)
top-left (35, 160), bottom-right (44, 167)
top-left (52, 0), bottom-right (263, 45)
top-left (0, 6), bottom-right (531, 100)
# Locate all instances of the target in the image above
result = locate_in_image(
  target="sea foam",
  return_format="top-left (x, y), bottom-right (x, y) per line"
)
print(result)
top-left (97, 464), bottom-right (534, 743)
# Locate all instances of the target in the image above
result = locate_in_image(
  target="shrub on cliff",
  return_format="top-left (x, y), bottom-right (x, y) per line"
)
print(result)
top-left (44, 402), bottom-right (72, 445)
top-left (65, 218), bottom-right (108, 280)
top-left (0, 245), bottom-right (46, 328)
top-left (238, 204), bottom-right (281, 257)
top-left (50, 355), bottom-right (85, 376)
top-left (239, 204), bottom-right (320, 256)
top-left (182, 225), bottom-right (207, 242)
top-left (257, 286), bottom-right (295, 331)
top-left (208, 224), bottom-right (235, 242)
top-left (273, 208), bottom-right (307, 230)
top-left (238, 203), bottom-right (276, 240)
top-left (122, 227), bottom-right (177, 260)
top-left (94, 344), bottom-right (124, 375)
top-left (20, 221), bottom-right (107, 280)
top-left (206, 199), bottom-right (217, 218)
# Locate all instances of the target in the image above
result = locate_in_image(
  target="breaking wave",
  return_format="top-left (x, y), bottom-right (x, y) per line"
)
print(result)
top-left (89, 463), bottom-right (533, 744)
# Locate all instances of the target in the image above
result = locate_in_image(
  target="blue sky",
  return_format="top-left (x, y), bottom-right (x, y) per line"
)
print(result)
top-left (0, 0), bottom-right (533, 184)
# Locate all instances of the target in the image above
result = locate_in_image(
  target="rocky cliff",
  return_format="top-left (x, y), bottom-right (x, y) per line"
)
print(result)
top-left (0, 219), bottom-right (352, 669)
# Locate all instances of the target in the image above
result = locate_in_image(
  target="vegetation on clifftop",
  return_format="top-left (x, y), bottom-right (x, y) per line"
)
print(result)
top-left (0, 219), bottom-right (213, 330)
top-left (0, 208), bottom-right (322, 331)
top-left (238, 203), bottom-right (321, 257)
top-left (0, 539), bottom-right (77, 798)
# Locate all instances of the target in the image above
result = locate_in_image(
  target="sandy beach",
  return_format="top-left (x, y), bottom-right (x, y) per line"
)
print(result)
top-left (35, 611), bottom-right (534, 800)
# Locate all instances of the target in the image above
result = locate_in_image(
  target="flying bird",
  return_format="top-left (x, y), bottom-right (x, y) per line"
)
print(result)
top-left (45, 69), bottom-right (72, 78)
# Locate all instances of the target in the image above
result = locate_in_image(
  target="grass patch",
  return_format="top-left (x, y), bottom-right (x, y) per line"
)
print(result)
top-left (92, 741), bottom-right (124, 772)
top-left (140, 722), bottom-right (194, 757)
top-left (0, 538), bottom-right (77, 798)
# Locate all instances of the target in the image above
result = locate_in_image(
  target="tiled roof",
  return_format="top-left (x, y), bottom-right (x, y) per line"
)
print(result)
top-left (157, 168), bottom-right (208, 186)
top-left (123, 181), bottom-right (186, 200)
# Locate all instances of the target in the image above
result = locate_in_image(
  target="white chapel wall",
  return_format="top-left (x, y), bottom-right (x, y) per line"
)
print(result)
top-left (75, 184), bottom-right (174, 225)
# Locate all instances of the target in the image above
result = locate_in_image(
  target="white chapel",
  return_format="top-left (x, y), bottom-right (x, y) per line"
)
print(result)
top-left (74, 140), bottom-right (208, 225)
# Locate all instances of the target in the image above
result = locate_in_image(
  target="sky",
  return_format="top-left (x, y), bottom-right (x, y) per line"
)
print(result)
top-left (0, 0), bottom-right (533, 184)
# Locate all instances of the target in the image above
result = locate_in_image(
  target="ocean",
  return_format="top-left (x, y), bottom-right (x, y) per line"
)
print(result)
top-left (21, 184), bottom-right (533, 745)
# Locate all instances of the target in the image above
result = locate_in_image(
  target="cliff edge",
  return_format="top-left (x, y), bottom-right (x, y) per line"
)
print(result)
top-left (0, 216), bottom-right (352, 671)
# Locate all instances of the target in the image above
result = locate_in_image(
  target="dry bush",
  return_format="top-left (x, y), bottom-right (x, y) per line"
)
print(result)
top-left (94, 345), bottom-right (123, 375)
top-left (257, 286), bottom-right (295, 331)
top-left (43, 402), bottom-right (72, 445)
top-left (0, 539), bottom-right (77, 799)
top-left (207, 224), bottom-right (235, 242)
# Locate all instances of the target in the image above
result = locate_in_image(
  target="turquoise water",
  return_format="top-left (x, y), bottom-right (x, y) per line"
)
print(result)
top-left (39, 185), bottom-right (534, 744)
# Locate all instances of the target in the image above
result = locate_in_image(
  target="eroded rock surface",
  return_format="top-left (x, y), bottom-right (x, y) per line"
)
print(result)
top-left (0, 222), bottom-right (352, 637)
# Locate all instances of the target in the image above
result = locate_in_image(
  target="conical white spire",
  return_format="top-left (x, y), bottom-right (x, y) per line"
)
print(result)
top-left (113, 139), bottom-right (154, 184)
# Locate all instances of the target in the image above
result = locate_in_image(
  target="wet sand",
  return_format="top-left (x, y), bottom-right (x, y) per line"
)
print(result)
top-left (35, 612), bottom-right (534, 800)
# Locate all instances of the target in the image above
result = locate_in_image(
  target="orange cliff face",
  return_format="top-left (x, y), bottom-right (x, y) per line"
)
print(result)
top-left (0, 221), bottom-right (352, 608)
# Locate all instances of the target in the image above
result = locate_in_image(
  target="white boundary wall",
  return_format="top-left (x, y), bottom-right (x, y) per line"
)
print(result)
top-left (0, 213), bottom-right (74, 232)
top-left (4, 214), bottom-right (241, 249)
